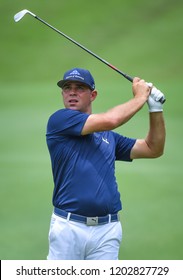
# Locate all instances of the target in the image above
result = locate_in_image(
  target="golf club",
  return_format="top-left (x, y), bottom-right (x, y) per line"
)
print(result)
top-left (14, 9), bottom-right (165, 104)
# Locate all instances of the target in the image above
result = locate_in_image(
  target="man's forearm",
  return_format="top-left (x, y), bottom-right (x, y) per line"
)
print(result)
top-left (82, 78), bottom-right (150, 135)
top-left (145, 112), bottom-right (166, 157)
top-left (82, 96), bottom-right (147, 135)
top-left (105, 95), bottom-right (147, 128)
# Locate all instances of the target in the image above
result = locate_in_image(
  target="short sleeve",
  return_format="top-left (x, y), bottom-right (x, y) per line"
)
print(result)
top-left (47, 109), bottom-right (89, 136)
top-left (113, 132), bottom-right (136, 161)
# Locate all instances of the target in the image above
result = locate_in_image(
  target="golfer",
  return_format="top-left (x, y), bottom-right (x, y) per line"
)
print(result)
top-left (46, 68), bottom-right (166, 260)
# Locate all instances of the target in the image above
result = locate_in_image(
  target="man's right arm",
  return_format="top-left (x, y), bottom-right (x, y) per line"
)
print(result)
top-left (81, 78), bottom-right (150, 135)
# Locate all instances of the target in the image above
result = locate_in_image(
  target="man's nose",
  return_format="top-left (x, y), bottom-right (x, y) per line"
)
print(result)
top-left (69, 88), bottom-right (77, 95)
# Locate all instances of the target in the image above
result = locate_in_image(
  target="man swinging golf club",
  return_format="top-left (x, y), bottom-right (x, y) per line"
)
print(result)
top-left (46, 68), bottom-right (166, 260)
top-left (14, 9), bottom-right (166, 259)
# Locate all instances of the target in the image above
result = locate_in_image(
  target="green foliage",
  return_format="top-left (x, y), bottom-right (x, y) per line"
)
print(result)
top-left (0, 0), bottom-right (183, 260)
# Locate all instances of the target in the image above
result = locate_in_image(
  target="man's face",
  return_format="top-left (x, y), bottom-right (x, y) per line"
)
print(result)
top-left (62, 82), bottom-right (97, 114)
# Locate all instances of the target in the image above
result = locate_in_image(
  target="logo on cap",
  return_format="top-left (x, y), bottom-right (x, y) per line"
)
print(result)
top-left (65, 69), bottom-right (84, 81)
top-left (69, 70), bottom-right (81, 75)
top-left (57, 68), bottom-right (95, 90)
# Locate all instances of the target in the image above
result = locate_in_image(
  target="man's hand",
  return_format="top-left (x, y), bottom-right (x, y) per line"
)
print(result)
top-left (147, 87), bottom-right (165, 112)
top-left (132, 77), bottom-right (151, 101)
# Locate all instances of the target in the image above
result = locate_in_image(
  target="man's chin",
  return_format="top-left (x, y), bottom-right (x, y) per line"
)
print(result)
top-left (68, 105), bottom-right (79, 110)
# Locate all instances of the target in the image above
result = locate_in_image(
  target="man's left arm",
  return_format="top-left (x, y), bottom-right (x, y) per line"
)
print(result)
top-left (130, 87), bottom-right (166, 159)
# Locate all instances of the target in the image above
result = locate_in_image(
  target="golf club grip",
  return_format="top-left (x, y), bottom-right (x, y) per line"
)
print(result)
top-left (159, 96), bottom-right (166, 104)
top-left (108, 64), bottom-right (133, 82)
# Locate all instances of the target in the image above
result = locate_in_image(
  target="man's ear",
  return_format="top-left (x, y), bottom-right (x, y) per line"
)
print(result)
top-left (90, 90), bottom-right (98, 102)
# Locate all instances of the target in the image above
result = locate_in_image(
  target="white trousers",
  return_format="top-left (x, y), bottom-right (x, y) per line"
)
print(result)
top-left (47, 213), bottom-right (122, 260)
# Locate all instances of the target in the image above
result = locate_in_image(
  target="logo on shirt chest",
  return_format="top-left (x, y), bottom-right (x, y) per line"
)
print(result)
top-left (102, 137), bottom-right (109, 144)
top-left (94, 133), bottom-right (110, 145)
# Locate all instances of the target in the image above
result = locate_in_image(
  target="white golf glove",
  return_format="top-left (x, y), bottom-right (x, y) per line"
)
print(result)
top-left (147, 86), bottom-right (165, 112)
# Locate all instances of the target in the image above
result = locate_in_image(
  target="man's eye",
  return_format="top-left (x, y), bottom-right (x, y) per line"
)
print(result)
top-left (63, 86), bottom-right (70, 90)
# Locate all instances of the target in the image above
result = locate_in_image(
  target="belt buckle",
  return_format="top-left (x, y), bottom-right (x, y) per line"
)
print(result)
top-left (86, 217), bottom-right (98, 226)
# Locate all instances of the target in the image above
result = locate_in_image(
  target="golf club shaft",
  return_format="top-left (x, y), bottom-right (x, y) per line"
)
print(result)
top-left (14, 10), bottom-right (165, 103)
top-left (34, 15), bottom-right (133, 82)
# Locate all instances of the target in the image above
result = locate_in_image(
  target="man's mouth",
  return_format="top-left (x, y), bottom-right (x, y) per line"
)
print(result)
top-left (69, 99), bottom-right (78, 104)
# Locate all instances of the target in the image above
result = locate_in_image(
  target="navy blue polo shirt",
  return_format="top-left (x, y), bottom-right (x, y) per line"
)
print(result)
top-left (46, 109), bottom-right (136, 217)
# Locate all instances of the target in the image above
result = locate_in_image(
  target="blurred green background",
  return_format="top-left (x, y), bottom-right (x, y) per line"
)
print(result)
top-left (0, 0), bottom-right (183, 260)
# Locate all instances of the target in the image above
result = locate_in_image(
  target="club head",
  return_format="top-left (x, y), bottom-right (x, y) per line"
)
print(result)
top-left (14, 9), bottom-right (36, 22)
